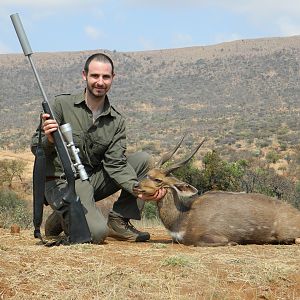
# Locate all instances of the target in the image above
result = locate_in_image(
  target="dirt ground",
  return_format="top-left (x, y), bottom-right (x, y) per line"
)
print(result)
top-left (1, 225), bottom-right (300, 300)
top-left (1, 151), bottom-right (300, 299)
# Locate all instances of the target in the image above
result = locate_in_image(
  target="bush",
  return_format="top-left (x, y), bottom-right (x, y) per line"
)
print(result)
top-left (0, 189), bottom-right (32, 228)
top-left (266, 151), bottom-right (280, 164)
top-left (0, 159), bottom-right (27, 188)
top-left (142, 201), bottom-right (159, 219)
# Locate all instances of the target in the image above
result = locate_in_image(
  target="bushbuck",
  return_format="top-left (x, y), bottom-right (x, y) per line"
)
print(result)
top-left (133, 136), bottom-right (300, 246)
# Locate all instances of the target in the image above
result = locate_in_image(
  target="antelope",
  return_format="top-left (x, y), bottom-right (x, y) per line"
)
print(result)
top-left (133, 136), bottom-right (300, 246)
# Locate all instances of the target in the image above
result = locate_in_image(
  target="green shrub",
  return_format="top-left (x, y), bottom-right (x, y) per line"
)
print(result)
top-left (142, 201), bottom-right (158, 219)
top-left (0, 189), bottom-right (32, 228)
top-left (162, 255), bottom-right (191, 267)
top-left (266, 151), bottom-right (280, 164)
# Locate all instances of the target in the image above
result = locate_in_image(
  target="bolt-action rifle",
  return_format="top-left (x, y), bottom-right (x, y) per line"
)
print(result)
top-left (10, 13), bottom-right (91, 244)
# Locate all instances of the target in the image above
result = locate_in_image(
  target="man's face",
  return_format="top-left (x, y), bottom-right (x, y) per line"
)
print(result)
top-left (82, 60), bottom-right (114, 98)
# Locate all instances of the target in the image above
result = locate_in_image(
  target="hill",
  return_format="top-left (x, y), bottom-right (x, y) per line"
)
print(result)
top-left (0, 36), bottom-right (299, 159)
top-left (1, 37), bottom-right (300, 299)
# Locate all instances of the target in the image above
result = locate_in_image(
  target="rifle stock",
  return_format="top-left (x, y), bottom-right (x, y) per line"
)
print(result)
top-left (10, 13), bottom-right (91, 244)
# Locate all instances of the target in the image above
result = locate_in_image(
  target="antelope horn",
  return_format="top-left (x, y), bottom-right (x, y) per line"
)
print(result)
top-left (164, 138), bottom-right (206, 175)
top-left (156, 133), bottom-right (186, 168)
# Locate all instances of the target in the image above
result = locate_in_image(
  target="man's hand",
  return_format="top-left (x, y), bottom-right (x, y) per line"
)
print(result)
top-left (137, 188), bottom-right (167, 202)
top-left (41, 113), bottom-right (59, 143)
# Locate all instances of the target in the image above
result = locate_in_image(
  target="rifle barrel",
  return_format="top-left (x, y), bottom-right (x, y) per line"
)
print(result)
top-left (10, 13), bottom-right (32, 56)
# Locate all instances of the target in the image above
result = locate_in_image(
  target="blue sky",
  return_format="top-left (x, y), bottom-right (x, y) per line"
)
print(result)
top-left (1, 0), bottom-right (300, 54)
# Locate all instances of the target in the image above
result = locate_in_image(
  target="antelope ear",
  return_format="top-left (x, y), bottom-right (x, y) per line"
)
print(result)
top-left (173, 182), bottom-right (198, 197)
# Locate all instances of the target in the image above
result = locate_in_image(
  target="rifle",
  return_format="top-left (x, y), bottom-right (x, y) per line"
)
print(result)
top-left (10, 13), bottom-right (91, 244)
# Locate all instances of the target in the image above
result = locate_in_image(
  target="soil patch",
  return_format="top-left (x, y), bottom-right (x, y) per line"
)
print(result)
top-left (1, 226), bottom-right (300, 299)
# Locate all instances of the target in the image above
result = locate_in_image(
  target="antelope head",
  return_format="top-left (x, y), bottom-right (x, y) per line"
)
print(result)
top-left (134, 136), bottom-right (206, 198)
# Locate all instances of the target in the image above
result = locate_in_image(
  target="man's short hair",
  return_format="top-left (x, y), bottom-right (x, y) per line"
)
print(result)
top-left (84, 53), bottom-right (114, 74)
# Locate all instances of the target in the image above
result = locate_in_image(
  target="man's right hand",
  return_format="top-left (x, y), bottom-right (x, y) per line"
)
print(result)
top-left (41, 113), bottom-right (59, 144)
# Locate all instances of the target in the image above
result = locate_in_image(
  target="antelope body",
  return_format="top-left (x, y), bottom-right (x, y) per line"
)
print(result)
top-left (134, 137), bottom-right (300, 246)
top-left (157, 189), bottom-right (300, 246)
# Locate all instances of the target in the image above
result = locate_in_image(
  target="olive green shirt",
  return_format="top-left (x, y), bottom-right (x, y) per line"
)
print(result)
top-left (31, 92), bottom-right (138, 194)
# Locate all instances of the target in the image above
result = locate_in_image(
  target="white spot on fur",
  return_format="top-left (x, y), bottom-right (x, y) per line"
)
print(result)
top-left (169, 231), bottom-right (185, 242)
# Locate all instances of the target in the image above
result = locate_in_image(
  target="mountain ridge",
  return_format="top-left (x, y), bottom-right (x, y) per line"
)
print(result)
top-left (0, 35), bottom-right (299, 160)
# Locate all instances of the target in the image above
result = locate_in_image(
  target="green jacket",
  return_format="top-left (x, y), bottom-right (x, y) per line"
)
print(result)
top-left (31, 92), bottom-right (138, 194)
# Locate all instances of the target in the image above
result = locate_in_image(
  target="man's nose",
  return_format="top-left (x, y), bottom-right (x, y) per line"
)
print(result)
top-left (96, 77), bottom-right (104, 84)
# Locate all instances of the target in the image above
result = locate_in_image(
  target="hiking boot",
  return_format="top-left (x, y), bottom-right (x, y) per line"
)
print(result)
top-left (45, 211), bottom-right (63, 237)
top-left (107, 212), bottom-right (150, 242)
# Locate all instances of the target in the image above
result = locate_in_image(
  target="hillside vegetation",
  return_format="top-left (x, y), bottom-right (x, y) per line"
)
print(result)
top-left (1, 37), bottom-right (300, 299)
top-left (1, 36), bottom-right (300, 181)
top-left (0, 36), bottom-right (299, 153)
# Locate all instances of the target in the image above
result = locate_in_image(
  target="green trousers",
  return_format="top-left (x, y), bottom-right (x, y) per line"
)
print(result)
top-left (45, 151), bottom-right (152, 243)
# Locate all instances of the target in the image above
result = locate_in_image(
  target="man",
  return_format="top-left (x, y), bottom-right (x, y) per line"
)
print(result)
top-left (31, 53), bottom-right (165, 244)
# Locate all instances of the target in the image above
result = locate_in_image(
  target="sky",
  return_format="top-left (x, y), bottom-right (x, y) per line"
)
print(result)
top-left (1, 0), bottom-right (300, 54)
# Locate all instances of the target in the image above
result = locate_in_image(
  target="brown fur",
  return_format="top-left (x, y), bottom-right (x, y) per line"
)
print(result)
top-left (136, 170), bottom-right (300, 247)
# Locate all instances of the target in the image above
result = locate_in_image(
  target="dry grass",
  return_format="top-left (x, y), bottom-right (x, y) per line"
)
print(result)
top-left (1, 151), bottom-right (300, 299)
top-left (1, 225), bottom-right (300, 300)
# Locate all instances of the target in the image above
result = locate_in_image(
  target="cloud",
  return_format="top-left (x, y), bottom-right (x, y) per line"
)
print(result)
top-left (1, 0), bottom-right (104, 8)
top-left (0, 0), bottom-right (106, 18)
top-left (0, 41), bottom-right (11, 54)
top-left (84, 26), bottom-right (105, 40)
top-left (122, 0), bottom-right (300, 21)
top-left (126, 0), bottom-right (300, 13)
top-left (1, 1), bottom-right (106, 27)
top-left (277, 17), bottom-right (300, 36)
top-left (213, 33), bottom-right (242, 45)
top-left (138, 37), bottom-right (155, 51)
top-left (123, 0), bottom-right (300, 40)
top-left (223, 0), bottom-right (300, 17)
top-left (172, 33), bottom-right (193, 48)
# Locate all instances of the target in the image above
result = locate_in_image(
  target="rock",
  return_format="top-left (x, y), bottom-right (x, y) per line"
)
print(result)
top-left (10, 224), bottom-right (20, 234)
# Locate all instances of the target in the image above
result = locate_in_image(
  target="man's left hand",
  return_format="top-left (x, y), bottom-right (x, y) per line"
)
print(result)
top-left (138, 188), bottom-right (166, 202)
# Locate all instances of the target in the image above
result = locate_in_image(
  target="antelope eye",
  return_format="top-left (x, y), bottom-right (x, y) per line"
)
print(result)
top-left (154, 178), bottom-right (162, 183)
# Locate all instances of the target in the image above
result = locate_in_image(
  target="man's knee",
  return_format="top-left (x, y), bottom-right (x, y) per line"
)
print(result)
top-left (135, 151), bottom-right (154, 166)
top-left (128, 151), bottom-right (154, 177)
top-left (89, 223), bottom-right (109, 244)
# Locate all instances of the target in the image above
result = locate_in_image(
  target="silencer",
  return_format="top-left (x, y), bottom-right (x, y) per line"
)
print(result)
top-left (10, 13), bottom-right (33, 56)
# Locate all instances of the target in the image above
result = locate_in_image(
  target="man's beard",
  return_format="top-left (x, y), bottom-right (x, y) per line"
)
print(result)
top-left (86, 83), bottom-right (105, 98)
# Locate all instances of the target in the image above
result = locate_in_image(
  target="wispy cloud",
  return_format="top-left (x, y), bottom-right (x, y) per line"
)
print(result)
top-left (123, 0), bottom-right (300, 13)
top-left (84, 26), bottom-right (105, 40)
top-left (138, 37), bottom-right (155, 51)
top-left (1, 0), bottom-right (104, 8)
top-left (223, 0), bottom-right (300, 17)
top-left (123, 0), bottom-right (300, 27)
top-left (213, 33), bottom-right (242, 45)
top-left (2, 0), bottom-right (300, 53)
top-left (277, 17), bottom-right (300, 36)
top-left (0, 41), bottom-right (11, 54)
top-left (0, 0), bottom-right (106, 20)
top-left (172, 33), bottom-right (193, 48)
